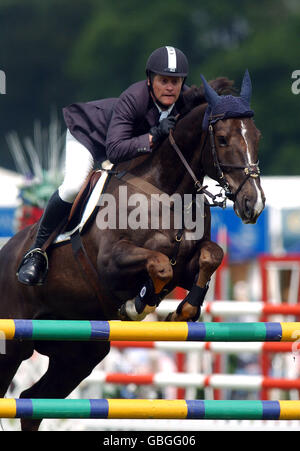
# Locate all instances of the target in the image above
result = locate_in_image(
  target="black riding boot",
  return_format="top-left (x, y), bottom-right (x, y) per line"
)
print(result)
top-left (17, 190), bottom-right (72, 286)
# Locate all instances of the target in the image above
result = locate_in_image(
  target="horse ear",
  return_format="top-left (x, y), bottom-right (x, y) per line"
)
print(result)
top-left (200, 74), bottom-right (220, 107)
top-left (240, 69), bottom-right (252, 103)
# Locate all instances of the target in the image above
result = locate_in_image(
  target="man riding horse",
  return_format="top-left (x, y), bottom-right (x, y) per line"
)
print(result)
top-left (1, 49), bottom-right (265, 430)
top-left (16, 46), bottom-right (263, 325)
top-left (17, 46), bottom-right (189, 288)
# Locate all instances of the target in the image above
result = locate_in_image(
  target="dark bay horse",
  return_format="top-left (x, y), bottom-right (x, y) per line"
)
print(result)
top-left (0, 72), bottom-right (265, 430)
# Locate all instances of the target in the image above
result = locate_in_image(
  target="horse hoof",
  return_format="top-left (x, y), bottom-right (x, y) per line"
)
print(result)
top-left (118, 303), bottom-right (133, 321)
top-left (118, 299), bottom-right (155, 321)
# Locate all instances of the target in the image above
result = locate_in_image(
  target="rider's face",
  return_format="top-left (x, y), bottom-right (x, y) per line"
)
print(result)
top-left (150, 75), bottom-right (183, 109)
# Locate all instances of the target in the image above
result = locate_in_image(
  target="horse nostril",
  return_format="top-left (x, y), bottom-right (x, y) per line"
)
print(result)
top-left (244, 198), bottom-right (252, 217)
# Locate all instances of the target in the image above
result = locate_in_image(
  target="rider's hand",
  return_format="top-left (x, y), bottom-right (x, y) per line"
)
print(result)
top-left (150, 116), bottom-right (176, 145)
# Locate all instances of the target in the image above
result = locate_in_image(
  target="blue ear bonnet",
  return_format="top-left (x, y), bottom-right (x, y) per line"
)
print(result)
top-left (202, 96), bottom-right (254, 130)
top-left (201, 70), bottom-right (254, 130)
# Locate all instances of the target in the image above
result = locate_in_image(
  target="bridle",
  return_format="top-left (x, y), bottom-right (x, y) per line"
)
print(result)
top-left (169, 118), bottom-right (261, 207)
top-left (208, 123), bottom-right (260, 202)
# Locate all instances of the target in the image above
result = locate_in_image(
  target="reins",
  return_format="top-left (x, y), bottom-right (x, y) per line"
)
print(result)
top-left (107, 115), bottom-right (261, 267)
top-left (168, 128), bottom-right (226, 208)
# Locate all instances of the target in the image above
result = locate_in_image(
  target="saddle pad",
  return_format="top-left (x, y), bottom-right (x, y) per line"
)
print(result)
top-left (54, 167), bottom-right (112, 245)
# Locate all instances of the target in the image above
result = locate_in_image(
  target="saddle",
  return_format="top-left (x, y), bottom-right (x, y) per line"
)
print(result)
top-left (34, 169), bottom-right (106, 254)
top-left (65, 170), bottom-right (103, 233)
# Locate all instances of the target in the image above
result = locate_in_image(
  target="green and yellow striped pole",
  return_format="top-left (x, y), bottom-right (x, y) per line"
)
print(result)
top-left (1, 399), bottom-right (300, 420)
top-left (0, 320), bottom-right (300, 341)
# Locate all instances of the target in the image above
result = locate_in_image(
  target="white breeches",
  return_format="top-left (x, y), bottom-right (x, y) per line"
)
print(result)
top-left (58, 130), bottom-right (95, 203)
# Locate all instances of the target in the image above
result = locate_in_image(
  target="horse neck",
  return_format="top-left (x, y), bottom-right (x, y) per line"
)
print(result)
top-left (147, 104), bottom-right (208, 196)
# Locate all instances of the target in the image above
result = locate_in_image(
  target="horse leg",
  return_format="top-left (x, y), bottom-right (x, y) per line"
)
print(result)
top-left (19, 341), bottom-right (110, 431)
top-left (168, 240), bottom-right (224, 321)
top-left (0, 341), bottom-right (33, 398)
top-left (103, 241), bottom-right (173, 320)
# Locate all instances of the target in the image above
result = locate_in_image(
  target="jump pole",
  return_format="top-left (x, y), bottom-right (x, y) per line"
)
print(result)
top-left (82, 372), bottom-right (300, 391)
top-left (1, 320), bottom-right (300, 342)
top-left (1, 399), bottom-right (300, 420)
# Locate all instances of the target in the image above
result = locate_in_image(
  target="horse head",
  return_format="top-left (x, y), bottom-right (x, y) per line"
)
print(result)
top-left (200, 70), bottom-right (265, 224)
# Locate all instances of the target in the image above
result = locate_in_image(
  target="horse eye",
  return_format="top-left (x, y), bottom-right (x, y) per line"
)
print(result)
top-left (217, 136), bottom-right (227, 147)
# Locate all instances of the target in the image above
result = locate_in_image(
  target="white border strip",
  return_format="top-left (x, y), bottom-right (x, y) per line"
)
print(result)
top-left (165, 46), bottom-right (177, 71)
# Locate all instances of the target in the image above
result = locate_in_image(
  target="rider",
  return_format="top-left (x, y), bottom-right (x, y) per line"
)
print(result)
top-left (17, 46), bottom-right (189, 286)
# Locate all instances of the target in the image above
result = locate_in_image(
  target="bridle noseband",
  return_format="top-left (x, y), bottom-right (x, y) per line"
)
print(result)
top-left (169, 119), bottom-right (261, 207)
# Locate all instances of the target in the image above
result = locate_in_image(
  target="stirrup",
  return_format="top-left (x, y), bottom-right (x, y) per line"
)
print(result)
top-left (18, 248), bottom-right (49, 270)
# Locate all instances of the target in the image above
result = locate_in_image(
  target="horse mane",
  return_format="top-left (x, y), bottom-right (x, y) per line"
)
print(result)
top-left (180, 77), bottom-right (236, 115)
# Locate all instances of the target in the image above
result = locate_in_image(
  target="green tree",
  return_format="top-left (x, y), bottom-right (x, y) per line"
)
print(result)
top-left (198, 1), bottom-right (300, 174)
top-left (0, 0), bottom-right (299, 175)
top-left (0, 0), bottom-right (96, 169)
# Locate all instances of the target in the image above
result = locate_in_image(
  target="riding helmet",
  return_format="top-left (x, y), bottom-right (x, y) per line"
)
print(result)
top-left (146, 46), bottom-right (189, 78)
